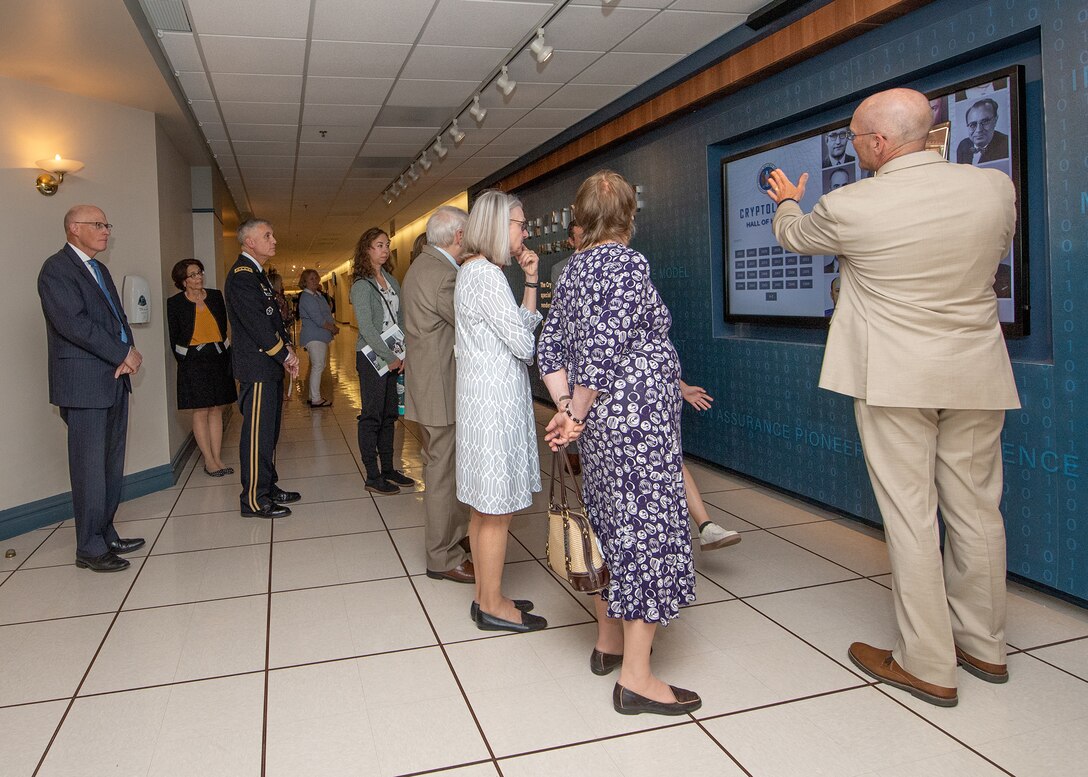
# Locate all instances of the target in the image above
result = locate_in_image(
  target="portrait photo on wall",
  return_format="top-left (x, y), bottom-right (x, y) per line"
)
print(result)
top-left (952, 87), bottom-right (1011, 166)
top-left (822, 165), bottom-right (856, 191)
top-left (821, 128), bottom-right (855, 168)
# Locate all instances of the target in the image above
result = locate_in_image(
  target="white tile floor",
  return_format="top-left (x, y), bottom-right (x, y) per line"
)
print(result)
top-left (1, 332), bottom-right (1087, 776)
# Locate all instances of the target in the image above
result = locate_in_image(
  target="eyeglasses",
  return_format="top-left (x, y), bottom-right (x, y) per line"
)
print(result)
top-left (510, 218), bottom-right (528, 231)
top-left (845, 130), bottom-right (878, 142)
top-left (966, 118), bottom-right (995, 130)
top-left (185, 269), bottom-right (205, 279)
top-left (74, 221), bottom-right (113, 230)
top-left (827, 131), bottom-right (849, 141)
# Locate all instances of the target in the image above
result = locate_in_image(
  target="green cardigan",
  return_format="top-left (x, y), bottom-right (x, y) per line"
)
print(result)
top-left (350, 269), bottom-right (403, 365)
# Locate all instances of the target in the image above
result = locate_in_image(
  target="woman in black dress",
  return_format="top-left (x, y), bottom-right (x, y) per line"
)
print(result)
top-left (167, 259), bottom-right (237, 477)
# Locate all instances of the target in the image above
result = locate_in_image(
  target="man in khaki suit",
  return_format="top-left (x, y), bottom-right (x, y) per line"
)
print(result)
top-left (766, 88), bottom-right (1018, 707)
top-left (402, 206), bottom-right (474, 583)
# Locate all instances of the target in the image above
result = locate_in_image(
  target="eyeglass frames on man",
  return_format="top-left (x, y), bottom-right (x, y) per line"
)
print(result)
top-left (73, 221), bottom-right (113, 230)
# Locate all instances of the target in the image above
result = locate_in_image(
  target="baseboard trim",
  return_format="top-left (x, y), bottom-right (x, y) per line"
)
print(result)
top-left (0, 433), bottom-right (197, 542)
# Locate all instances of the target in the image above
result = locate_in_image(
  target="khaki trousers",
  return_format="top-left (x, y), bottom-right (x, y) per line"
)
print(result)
top-left (854, 401), bottom-right (1008, 687)
top-left (420, 423), bottom-right (471, 571)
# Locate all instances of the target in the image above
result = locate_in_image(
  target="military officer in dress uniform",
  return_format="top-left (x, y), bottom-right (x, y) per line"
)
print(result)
top-left (224, 218), bottom-right (301, 518)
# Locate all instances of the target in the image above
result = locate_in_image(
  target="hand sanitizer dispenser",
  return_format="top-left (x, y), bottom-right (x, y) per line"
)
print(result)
top-left (123, 275), bottom-right (151, 324)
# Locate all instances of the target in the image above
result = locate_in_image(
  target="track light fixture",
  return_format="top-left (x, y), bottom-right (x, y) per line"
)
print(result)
top-left (398, 173), bottom-right (408, 189)
top-left (448, 120), bottom-right (465, 144)
top-left (468, 94), bottom-right (487, 122)
top-left (529, 28), bottom-right (553, 64)
top-left (383, 191), bottom-right (393, 205)
top-left (495, 65), bottom-right (516, 97)
top-left (408, 164), bottom-right (419, 182)
top-left (417, 153), bottom-right (431, 172)
top-left (433, 135), bottom-right (448, 159)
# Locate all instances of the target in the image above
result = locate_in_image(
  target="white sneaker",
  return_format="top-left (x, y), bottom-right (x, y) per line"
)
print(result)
top-left (699, 521), bottom-right (741, 551)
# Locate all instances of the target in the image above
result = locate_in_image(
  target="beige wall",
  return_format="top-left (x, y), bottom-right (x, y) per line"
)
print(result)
top-left (0, 75), bottom-right (194, 511)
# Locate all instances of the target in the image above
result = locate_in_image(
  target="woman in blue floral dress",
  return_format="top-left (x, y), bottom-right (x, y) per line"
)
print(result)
top-left (538, 170), bottom-right (700, 716)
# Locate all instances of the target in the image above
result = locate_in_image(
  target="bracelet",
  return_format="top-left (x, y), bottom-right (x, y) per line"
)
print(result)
top-left (524, 281), bottom-right (539, 288)
top-left (565, 406), bottom-right (586, 425)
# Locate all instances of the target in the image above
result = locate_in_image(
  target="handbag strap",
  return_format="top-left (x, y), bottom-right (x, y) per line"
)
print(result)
top-left (549, 448), bottom-right (586, 510)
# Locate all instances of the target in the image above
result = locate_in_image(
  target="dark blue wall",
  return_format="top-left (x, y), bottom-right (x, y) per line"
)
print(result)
top-left (504, 0), bottom-right (1088, 602)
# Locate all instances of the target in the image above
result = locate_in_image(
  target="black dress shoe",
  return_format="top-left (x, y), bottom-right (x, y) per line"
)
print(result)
top-left (613, 683), bottom-right (701, 716)
top-left (475, 608), bottom-right (547, 633)
top-left (271, 489), bottom-right (301, 504)
top-left (591, 648), bottom-right (624, 676)
top-left (108, 537), bottom-right (146, 555)
top-left (470, 599), bottom-right (533, 621)
top-left (383, 470), bottom-right (415, 486)
top-left (240, 503), bottom-right (292, 518)
top-left (75, 552), bottom-right (130, 572)
top-left (366, 477), bottom-right (400, 495)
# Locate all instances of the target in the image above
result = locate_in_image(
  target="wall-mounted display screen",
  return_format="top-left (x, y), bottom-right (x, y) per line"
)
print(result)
top-left (721, 65), bottom-right (1028, 336)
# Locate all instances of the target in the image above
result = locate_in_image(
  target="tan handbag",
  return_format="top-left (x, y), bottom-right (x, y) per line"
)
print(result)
top-left (546, 449), bottom-right (609, 593)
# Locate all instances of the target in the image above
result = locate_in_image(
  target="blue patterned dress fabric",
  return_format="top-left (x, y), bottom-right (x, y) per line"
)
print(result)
top-left (538, 242), bottom-right (695, 625)
top-left (454, 259), bottom-right (543, 514)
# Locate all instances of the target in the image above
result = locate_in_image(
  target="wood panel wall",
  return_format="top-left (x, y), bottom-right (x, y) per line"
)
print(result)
top-left (495, 0), bottom-right (934, 192)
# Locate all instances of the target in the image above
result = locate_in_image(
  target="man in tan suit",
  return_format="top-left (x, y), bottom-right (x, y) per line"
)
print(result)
top-left (402, 206), bottom-right (474, 583)
top-left (766, 88), bottom-right (1019, 707)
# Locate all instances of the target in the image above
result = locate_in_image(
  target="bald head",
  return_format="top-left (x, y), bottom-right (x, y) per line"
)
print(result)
top-left (64, 205), bottom-right (102, 233)
top-left (850, 88), bottom-right (932, 171)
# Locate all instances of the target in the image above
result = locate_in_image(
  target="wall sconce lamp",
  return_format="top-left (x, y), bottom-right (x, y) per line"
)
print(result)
top-left (35, 154), bottom-right (84, 196)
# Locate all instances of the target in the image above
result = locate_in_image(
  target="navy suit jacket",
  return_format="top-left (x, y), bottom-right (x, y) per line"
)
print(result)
top-left (38, 244), bottom-right (133, 408)
top-left (224, 254), bottom-right (291, 382)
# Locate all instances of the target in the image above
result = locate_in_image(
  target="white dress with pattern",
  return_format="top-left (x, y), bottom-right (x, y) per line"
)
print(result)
top-left (454, 258), bottom-right (543, 514)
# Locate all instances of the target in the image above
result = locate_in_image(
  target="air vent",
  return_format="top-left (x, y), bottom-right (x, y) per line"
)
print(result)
top-left (138, 0), bottom-right (191, 32)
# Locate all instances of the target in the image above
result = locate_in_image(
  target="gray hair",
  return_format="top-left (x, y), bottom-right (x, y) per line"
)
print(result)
top-left (426, 206), bottom-right (468, 247)
top-left (237, 218), bottom-right (272, 246)
top-left (463, 191), bottom-right (521, 267)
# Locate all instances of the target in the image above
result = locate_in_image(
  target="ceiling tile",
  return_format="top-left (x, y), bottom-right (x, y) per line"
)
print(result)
top-left (199, 122), bottom-right (228, 140)
top-left (228, 123), bottom-right (298, 142)
top-left (220, 101), bottom-right (301, 124)
top-left (241, 168), bottom-right (297, 178)
top-left (400, 45), bottom-right (508, 82)
top-left (312, 0), bottom-right (435, 43)
top-left (199, 35), bottom-right (306, 76)
top-left (175, 71), bottom-right (213, 100)
top-left (208, 139), bottom-right (233, 155)
top-left (456, 106), bottom-right (530, 130)
top-left (298, 141), bottom-right (359, 156)
top-left (189, 100), bottom-right (222, 123)
top-left (301, 125), bottom-right (372, 143)
top-left (359, 143), bottom-right (424, 157)
top-left (296, 156), bottom-right (355, 170)
top-left (186, 0), bottom-right (311, 38)
top-left (615, 10), bottom-right (746, 54)
top-left (386, 79), bottom-right (479, 109)
top-left (543, 4), bottom-right (657, 52)
top-left (211, 73), bottom-right (303, 103)
top-left (236, 155), bottom-right (296, 168)
top-left (538, 83), bottom-right (631, 110)
top-left (159, 32), bottom-right (203, 71)
top-left (478, 81), bottom-right (562, 110)
top-left (308, 41), bottom-right (412, 78)
top-left (512, 107), bottom-right (595, 127)
top-left (449, 156), bottom-right (518, 177)
top-left (504, 48), bottom-right (604, 85)
top-left (374, 105), bottom-right (453, 127)
top-left (572, 51), bottom-right (680, 84)
top-left (231, 140), bottom-right (298, 155)
top-left (305, 76), bottom-right (392, 105)
top-left (301, 104), bottom-right (381, 127)
top-left (366, 126), bottom-right (444, 145)
top-left (669, 0), bottom-right (765, 11)
top-left (421, 0), bottom-right (551, 48)
top-left (571, 0), bottom-right (670, 6)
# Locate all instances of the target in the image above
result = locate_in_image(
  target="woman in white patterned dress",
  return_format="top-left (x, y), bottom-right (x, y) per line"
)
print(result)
top-left (455, 190), bottom-right (547, 634)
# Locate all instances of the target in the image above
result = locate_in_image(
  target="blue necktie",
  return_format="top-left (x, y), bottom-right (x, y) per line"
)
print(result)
top-left (88, 259), bottom-right (128, 344)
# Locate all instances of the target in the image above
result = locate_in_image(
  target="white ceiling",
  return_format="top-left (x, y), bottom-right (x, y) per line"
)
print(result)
top-left (146, 0), bottom-right (765, 267)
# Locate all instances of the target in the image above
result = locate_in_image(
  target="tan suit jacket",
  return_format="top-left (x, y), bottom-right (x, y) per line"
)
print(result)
top-left (402, 244), bottom-right (458, 426)
top-left (773, 151), bottom-right (1019, 410)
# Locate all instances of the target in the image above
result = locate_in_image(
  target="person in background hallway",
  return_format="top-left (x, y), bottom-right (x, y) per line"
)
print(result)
top-left (401, 206), bottom-right (475, 585)
top-left (678, 381), bottom-right (741, 551)
top-left (456, 191), bottom-right (546, 633)
top-left (350, 228), bottom-right (416, 495)
top-left (766, 87), bottom-right (1019, 707)
top-left (297, 268), bottom-right (338, 408)
top-left (167, 258), bottom-right (237, 478)
top-left (38, 205), bottom-right (144, 572)
top-left (539, 170), bottom-right (701, 716)
top-left (224, 218), bottom-right (301, 519)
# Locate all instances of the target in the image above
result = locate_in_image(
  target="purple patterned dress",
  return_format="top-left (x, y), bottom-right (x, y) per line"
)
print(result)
top-left (538, 242), bottom-right (695, 625)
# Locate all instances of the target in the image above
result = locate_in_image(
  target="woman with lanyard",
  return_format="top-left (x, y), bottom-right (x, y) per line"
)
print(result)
top-left (350, 228), bottom-right (416, 494)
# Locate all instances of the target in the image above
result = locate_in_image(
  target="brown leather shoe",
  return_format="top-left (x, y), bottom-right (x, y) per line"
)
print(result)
top-left (426, 560), bottom-right (475, 584)
top-left (848, 642), bottom-right (958, 707)
top-left (955, 645), bottom-right (1009, 684)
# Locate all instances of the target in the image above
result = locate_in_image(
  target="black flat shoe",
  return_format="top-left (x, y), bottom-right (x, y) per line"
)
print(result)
top-left (271, 489), bottom-right (301, 504)
top-left (475, 608), bottom-right (547, 633)
top-left (203, 466), bottom-right (229, 477)
top-left (240, 503), bottom-right (292, 518)
top-left (108, 537), bottom-right (146, 555)
top-left (470, 599), bottom-right (533, 621)
top-left (613, 683), bottom-right (701, 716)
top-left (590, 648), bottom-right (624, 676)
top-left (365, 478), bottom-right (400, 494)
top-left (75, 552), bottom-right (130, 572)
top-left (382, 470), bottom-right (415, 486)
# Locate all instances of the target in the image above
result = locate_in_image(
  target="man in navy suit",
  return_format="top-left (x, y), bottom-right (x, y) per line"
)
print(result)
top-left (38, 205), bottom-right (145, 572)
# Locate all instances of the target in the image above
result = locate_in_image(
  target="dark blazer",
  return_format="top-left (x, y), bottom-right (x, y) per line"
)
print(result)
top-left (167, 288), bottom-right (229, 361)
top-left (955, 131), bottom-right (1009, 165)
top-left (823, 152), bottom-right (855, 168)
top-left (38, 244), bottom-right (133, 408)
top-left (224, 254), bottom-right (291, 382)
